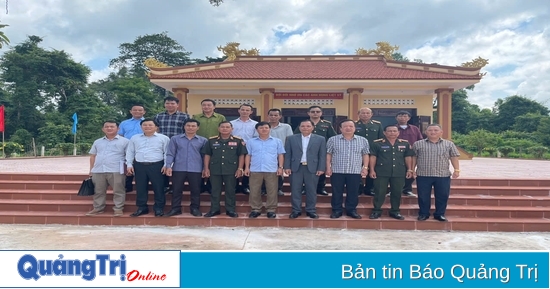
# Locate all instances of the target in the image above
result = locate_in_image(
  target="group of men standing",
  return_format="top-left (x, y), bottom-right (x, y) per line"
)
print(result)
top-left (86, 99), bottom-right (460, 222)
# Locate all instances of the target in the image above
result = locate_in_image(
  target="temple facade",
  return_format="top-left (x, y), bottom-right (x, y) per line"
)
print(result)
top-left (147, 55), bottom-right (482, 140)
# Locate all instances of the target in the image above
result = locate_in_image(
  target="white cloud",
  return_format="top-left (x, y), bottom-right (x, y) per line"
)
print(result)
top-left (0, 0), bottom-right (549, 109)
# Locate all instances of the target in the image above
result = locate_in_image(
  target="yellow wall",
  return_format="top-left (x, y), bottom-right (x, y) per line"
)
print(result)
top-left (187, 93), bottom-right (434, 119)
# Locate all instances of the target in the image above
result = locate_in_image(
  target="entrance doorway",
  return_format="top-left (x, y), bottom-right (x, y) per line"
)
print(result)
top-left (281, 108), bottom-right (336, 131)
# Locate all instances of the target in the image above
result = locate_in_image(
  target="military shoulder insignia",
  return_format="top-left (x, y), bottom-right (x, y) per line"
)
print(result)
top-left (372, 120), bottom-right (381, 123)
top-left (398, 139), bottom-right (409, 142)
top-left (374, 139), bottom-right (384, 142)
top-left (232, 136), bottom-right (243, 140)
top-left (209, 136), bottom-right (218, 139)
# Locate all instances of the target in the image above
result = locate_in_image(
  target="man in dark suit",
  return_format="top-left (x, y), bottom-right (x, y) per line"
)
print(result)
top-left (284, 119), bottom-right (327, 219)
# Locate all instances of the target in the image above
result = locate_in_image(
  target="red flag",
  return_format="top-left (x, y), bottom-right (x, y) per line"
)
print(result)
top-left (0, 105), bottom-right (4, 132)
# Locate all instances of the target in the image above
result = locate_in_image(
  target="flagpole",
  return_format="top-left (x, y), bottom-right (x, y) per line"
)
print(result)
top-left (73, 132), bottom-right (77, 156)
top-left (1, 131), bottom-right (4, 158)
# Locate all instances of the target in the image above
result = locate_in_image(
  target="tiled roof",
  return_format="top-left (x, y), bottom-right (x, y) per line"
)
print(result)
top-left (149, 58), bottom-right (481, 80)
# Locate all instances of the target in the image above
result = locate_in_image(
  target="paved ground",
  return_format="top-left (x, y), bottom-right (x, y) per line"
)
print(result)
top-left (2, 156), bottom-right (550, 178)
top-left (1, 156), bottom-right (550, 250)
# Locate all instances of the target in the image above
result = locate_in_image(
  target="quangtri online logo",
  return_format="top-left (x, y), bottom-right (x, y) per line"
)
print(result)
top-left (7, 251), bottom-right (180, 287)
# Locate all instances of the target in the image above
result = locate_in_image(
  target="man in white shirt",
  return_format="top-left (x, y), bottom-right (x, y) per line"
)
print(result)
top-left (267, 108), bottom-right (293, 196)
top-left (230, 104), bottom-right (258, 194)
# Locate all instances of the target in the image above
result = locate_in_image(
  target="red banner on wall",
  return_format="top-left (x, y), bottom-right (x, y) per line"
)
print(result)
top-left (273, 92), bottom-right (344, 99)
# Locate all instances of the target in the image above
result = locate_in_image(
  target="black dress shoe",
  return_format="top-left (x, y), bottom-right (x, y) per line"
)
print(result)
top-left (190, 209), bottom-right (202, 217)
top-left (130, 209), bottom-right (149, 217)
top-left (277, 190), bottom-right (284, 196)
top-left (417, 215), bottom-right (429, 221)
top-left (226, 211), bottom-right (238, 218)
top-left (249, 211), bottom-right (261, 218)
top-left (267, 212), bottom-right (277, 219)
top-left (204, 211), bottom-right (221, 217)
top-left (289, 212), bottom-right (301, 219)
top-left (243, 188), bottom-right (251, 195)
top-left (261, 190), bottom-right (267, 195)
top-left (434, 215), bottom-right (448, 222)
top-left (164, 187), bottom-right (173, 195)
top-left (154, 210), bottom-right (164, 217)
top-left (166, 209), bottom-right (182, 217)
top-left (364, 191), bottom-right (375, 196)
top-left (301, 190), bottom-right (306, 195)
top-left (330, 212), bottom-right (342, 219)
top-left (317, 190), bottom-right (329, 196)
top-left (369, 212), bottom-right (381, 219)
top-left (389, 213), bottom-right (405, 220)
top-left (346, 212), bottom-right (362, 219)
top-left (306, 212), bottom-right (319, 219)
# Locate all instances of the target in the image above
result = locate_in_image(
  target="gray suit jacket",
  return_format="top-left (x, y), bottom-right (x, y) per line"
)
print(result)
top-left (284, 133), bottom-right (327, 174)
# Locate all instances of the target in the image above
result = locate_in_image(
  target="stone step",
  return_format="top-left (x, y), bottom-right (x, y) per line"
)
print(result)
top-left (0, 181), bottom-right (548, 196)
top-left (1, 189), bottom-right (550, 206)
top-left (1, 173), bottom-right (550, 187)
top-left (0, 210), bottom-right (548, 232)
top-left (0, 199), bottom-right (548, 219)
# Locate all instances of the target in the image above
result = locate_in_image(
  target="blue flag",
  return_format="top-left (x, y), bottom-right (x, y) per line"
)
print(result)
top-left (72, 113), bottom-right (78, 134)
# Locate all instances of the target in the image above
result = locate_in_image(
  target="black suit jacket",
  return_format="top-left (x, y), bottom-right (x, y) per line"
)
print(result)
top-left (284, 133), bottom-right (327, 174)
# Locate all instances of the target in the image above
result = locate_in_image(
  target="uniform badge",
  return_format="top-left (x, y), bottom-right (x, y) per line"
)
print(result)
top-left (228, 142), bottom-right (237, 146)
top-left (398, 146), bottom-right (406, 149)
top-left (381, 146), bottom-right (390, 149)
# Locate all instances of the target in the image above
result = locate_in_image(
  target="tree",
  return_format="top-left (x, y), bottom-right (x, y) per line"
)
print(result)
top-left (462, 129), bottom-right (501, 156)
top-left (492, 95), bottom-right (549, 132)
top-left (391, 52), bottom-right (409, 62)
top-left (210, 0), bottom-right (223, 6)
top-left (109, 32), bottom-right (192, 77)
top-left (512, 113), bottom-right (547, 133)
top-left (0, 23), bottom-right (9, 48)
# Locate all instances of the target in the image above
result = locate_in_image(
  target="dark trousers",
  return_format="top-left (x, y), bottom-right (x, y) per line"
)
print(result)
top-left (210, 174), bottom-right (237, 212)
top-left (359, 174), bottom-right (374, 194)
top-left (172, 171), bottom-right (202, 211)
top-left (134, 161), bottom-right (165, 212)
top-left (163, 175), bottom-right (171, 189)
top-left (330, 173), bottom-right (361, 214)
top-left (236, 176), bottom-right (250, 192)
top-left (403, 177), bottom-right (415, 193)
top-left (372, 176), bottom-right (405, 214)
top-left (201, 178), bottom-right (211, 193)
top-left (125, 175), bottom-right (134, 191)
top-left (317, 174), bottom-right (326, 193)
top-left (416, 176), bottom-right (451, 217)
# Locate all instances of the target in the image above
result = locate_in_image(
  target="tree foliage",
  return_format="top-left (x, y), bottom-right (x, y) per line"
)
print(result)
top-left (492, 95), bottom-right (549, 132)
top-left (109, 32), bottom-right (192, 77)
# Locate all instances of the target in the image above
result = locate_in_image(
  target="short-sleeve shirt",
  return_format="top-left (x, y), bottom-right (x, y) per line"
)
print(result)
top-left (230, 118), bottom-right (258, 141)
top-left (89, 135), bottom-right (129, 173)
top-left (246, 137), bottom-right (285, 173)
top-left (413, 138), bottom-right (460, 177)
top-left (326, 134), bottom-right (370, 174)
top-left (192, 113), bottom-right (226, 138)
top-left (118, 118), bottom-right (144, 139)
top-left (355, 120), bottom-right (383, 147)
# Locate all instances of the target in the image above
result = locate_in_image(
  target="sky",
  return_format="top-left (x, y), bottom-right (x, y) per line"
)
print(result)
top-left (1, 0), bottom-right (549, 109)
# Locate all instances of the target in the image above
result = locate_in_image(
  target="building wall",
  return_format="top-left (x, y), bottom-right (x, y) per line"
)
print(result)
top-left (186, 93), bottom-right (434, 119)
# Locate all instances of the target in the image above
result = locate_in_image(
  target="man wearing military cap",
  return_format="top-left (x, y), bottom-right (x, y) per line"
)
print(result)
top-left (369, 124), bottom-right (415, 220)
top-left (355, 107), bottom-right (383, 196)
top-left (202, 121), bottom-right (247, 218)
top-left (295, 106), bottom-right (336, 196)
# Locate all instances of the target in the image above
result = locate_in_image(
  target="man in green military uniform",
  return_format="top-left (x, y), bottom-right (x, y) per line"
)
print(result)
top-left (368, 124), bottom-right (415, 220)
top-left (354, 107), bottom-right (383, 196)
top-left (193, 99), bottom-right (226, 194)
top-left (294, 105), bottom-right (336, 195)
top-left (202, 121), bottom-right (247, 218)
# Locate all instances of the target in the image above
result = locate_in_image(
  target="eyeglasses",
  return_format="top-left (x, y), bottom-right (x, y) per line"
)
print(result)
top-left (309, 111), bottom-right (322, 113)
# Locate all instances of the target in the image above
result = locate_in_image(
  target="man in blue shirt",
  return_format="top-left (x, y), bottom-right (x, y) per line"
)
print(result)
top-left (165, 119), bottom-right (208, 217)
top-left (118, 104), bottom-right (146, 193)
top-left (244, 122), bottom-right (285, 219)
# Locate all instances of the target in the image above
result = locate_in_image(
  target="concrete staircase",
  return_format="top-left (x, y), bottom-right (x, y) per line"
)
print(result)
top-left (0, 173), bottom-right (549, 232)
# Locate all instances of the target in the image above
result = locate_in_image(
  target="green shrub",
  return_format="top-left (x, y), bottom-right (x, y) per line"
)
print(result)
top-left (56, 143), bottom-right (75, 156)
top-left (78, 143), bottom-right (92, 155)
top-left (528, 146), bottom-right (549, 159)
top-left (1, 142), bottom-right (25, 157)
top-left (498, 146), bottom-right (514, 157)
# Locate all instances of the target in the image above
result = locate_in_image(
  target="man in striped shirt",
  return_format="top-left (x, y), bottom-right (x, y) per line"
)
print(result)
top-left (326, 119), bottom-right (370, 219)
top-left (412, 124), bottom-right (460, 222)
